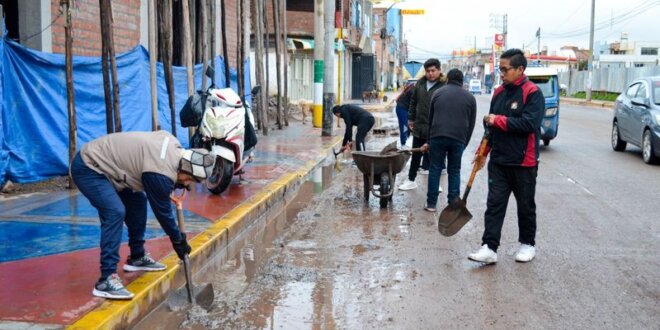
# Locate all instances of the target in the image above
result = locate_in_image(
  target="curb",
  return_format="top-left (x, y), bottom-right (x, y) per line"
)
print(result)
top-left (68, 136), bottom-right (343, 330)
top-left (562, 97), bottom-right (614, 109)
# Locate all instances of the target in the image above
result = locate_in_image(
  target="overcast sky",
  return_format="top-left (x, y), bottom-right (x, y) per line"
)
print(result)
top-left (375, 0), bottom-right (660, 61)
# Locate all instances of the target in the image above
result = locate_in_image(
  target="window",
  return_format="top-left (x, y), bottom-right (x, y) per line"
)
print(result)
top-left (626, 83), bottom-right (640, 98)
top-left (641, 47), bottom-right (658, 55)
top-left (636, 83), bottom-right (647, 99)
top-left (287, 0), bottom-right (313, 12)
top-left (529, 76), bottom-right (556, 98)
top-left (652, 81), bottom-right (660, 105)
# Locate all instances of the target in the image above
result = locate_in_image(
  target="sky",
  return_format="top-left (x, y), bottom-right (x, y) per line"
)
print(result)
top-left (374, 0), bottom-right (660, 61)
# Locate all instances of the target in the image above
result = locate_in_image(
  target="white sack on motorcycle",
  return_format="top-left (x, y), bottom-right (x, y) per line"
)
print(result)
top-left (179, 149), bottom-right (216, 182)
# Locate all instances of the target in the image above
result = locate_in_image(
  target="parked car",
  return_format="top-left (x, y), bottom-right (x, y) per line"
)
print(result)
top-left (611, 77), bottom-right (660, 164)
top-left (468, 79), bottom-right (482, 95)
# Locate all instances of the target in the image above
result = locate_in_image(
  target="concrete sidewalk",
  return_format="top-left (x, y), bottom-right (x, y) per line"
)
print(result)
top-left (0, 122), bottom-right (343, 329)
top-left (561, 97), bottom-right (615, 109)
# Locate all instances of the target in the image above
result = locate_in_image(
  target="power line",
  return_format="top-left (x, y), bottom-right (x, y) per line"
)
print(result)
top-left (15, 10), bottom-right (63, 43)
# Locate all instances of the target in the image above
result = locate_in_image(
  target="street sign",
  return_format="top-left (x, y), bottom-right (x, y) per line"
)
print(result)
top-left (401, 9), bottom-right (425, 15)
top-left (494, 34), bottom-right (504, 47)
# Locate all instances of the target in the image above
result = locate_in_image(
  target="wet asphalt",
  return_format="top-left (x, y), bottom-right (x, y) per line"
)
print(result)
top-left (137, 96), bottom-right (659, 329)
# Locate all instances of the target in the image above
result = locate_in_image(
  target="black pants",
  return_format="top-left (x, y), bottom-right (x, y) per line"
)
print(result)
top-left (355, 117), bottom-right (375, 151)
top-left (407, 136), bottom-right (429, 181)
top-left (482, 162), bottom-right (537, 252)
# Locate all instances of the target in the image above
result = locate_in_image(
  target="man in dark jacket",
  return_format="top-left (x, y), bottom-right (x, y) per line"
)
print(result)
top-left (333, 104), bottom-right (375, 152)
top-left (398, 58), bottom-right (447, 191)
top-left (420, 69), bottom-right (476, 211)
top-left (468, 48), bottom-right (545, 264)
top-left (70, 131), bottom-right (211, 299)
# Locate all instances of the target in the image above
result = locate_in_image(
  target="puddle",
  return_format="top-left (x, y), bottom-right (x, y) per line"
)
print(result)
top-left (134, 164), bottom-right (337, 330)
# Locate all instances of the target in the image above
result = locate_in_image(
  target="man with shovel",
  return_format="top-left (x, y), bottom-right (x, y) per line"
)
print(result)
top-left (468, 48), bottom-right (545, 264)
top-left (70, 131), bottom-right (214, 299)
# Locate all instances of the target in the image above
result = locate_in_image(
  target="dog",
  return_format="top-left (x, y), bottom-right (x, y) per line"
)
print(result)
top-left (362, 90), bottom-right (379, 103)
top-left (294, 99), bottom-right (313, 124)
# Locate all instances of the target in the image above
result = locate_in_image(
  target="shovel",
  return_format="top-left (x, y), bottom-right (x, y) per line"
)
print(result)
top-left (437, 132), bottom-right (489, 237)
top-left (167, 190), bottom-right (214, 311)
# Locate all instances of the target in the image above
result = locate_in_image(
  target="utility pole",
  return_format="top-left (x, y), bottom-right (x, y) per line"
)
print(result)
top-left (281, 0), bottom-right (289, 126)
top-left (322, 0), bottom-right (335, 136)
top-left (537, 27), bottom-right (541, 62)
top-left (586, 0), bottom-right (595, 101)
top-left (272, 0), bottom-right (282, 129)
top-left (313, 0), bottom-right (324, 128)
top-left (254, 0), bottom-right (268, 134)
top-left (62, 0), bottom-right (76, 188)
top-left (181, 0), bottom-right (194, 141)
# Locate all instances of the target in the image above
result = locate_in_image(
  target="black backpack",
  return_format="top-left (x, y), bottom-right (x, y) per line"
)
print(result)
top-left (180, 90), bottom-right (207, 128)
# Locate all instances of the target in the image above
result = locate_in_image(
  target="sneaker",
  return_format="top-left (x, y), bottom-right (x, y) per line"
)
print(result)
top-left (468, 244), bottom-right (497, 264)
top-left (398, 180), bottom-right (418, 191)
top-left (93, 274), bottom-right (134, 300)
top-left (418, 169), bottom-right (429, 175)
top-left (424, 204), bottom-right (437, 212)
top-left (123, 254), bottom-right (166, 272)
top-left (515, 244), bottom-right (536, 262)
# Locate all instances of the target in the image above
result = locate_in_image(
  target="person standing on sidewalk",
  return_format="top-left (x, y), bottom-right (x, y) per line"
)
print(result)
top-left (70, 131), bottom-right (214, 299)
top-left (467, 49), bottom-right (545, 264)
top-left (398, 58), bottom-right (446, 191)
top-left (333, 104), bottom-right (375, 152)
top-left (420, 69), bottom-right (476, 212)
top-left (395, 82), bottom-right (415, 148)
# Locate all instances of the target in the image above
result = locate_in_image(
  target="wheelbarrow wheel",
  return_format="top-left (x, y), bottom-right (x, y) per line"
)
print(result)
top-left (379, 174), bottom-right (390, 208)
top-left (363, 174), bottom-right (370, 203)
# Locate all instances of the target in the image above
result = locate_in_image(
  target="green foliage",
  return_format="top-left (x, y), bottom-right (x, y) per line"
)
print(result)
top-left (571, 91), bottom-right (619, 102)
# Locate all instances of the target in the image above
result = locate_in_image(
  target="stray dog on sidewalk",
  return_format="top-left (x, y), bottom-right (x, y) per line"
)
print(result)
top-left (292, 99), bottom-right (313, 124)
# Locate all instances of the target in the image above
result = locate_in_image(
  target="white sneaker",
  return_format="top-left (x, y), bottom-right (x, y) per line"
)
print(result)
top-left (398, 180), bottom-right (418, 191)
top-left (468, 244), bottom-right (497, 264)
top-left (418, 169), bottom-right (429, 175)
top-left (515, 244), bottom-right (536, 262)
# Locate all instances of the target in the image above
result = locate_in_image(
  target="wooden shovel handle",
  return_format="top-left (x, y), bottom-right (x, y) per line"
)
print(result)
top-left (461, 135), bottom-right (489, 201)
top-left (170, 189), bottom-right (187, 233)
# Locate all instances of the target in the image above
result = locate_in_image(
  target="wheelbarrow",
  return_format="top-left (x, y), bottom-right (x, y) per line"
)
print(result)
top-left (352, 141), bottom-right (415, 208)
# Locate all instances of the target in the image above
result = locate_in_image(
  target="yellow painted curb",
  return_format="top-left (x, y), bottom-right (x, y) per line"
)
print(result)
top-left (68, 136), bottom-right (342, 330)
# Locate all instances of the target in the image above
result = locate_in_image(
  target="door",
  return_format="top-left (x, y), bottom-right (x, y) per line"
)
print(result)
top-left (288, 54), bottom-right (314, 102)
top-left (630, 82), bottom-right (649, 145)
top-left (352, 53), bottom-right (375, 99)
top-left (619, 82), bottom-right (640, 141)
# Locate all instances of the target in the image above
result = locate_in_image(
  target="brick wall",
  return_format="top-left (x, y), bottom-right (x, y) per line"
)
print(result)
top-left (286, 10), bottom-right (313, 37)
top-left (51, 0), bottom-right (140, 56)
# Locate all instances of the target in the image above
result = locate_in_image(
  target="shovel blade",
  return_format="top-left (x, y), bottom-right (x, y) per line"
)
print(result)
top-left (438, 199), bottom-right (473, 237)
top-left (167, 283), bottom-right (215, 311)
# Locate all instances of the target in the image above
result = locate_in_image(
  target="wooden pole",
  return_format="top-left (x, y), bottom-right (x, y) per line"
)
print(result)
top-left (104, 0), bottom-right (122, 132)
top-left (220, 0), bottom-right (230, 87)
top-left (281, 0), bottom-right (288, 126)
top-left (62, 0), bottom-right (77, 188)
top-left (148, 0), bottom-right (159, 131)
top-left (263, 0), bottom-right (269, 104)
top-left (272, 0), bottom-right (281, 129)
top-left (236, 0), bottom-right (244, 97)
top-left (254, 0), bottom-right (267, 134)
top-left (201, 0), bottom-right (208, 91)
top-left (209, 0), bottom-right (216, 87)
top-left (243, 0), bottom-right (251, 94)
top-left (181, 0), bottom-right (194, 141)
top-left (159, 0), bottom-right (176, 136)
top-left (100, 0), bottom-right (113, 133)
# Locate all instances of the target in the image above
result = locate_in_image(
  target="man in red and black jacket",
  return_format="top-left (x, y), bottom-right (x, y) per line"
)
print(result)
top-left (468, 48), bottom-right (545, 265)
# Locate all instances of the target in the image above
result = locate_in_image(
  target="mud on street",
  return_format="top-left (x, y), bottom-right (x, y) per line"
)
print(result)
top-left (138, 100), bottom-right (659, 329)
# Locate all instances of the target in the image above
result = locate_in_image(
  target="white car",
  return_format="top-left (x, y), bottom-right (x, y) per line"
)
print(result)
top-left (468, 79), bottom-right (482, 94)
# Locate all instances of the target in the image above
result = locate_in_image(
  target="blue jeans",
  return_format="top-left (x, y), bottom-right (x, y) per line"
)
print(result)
top-left (71, 152), bottom-right (148, 279)
top-left (427, 137), bottom-right (466, 207)
top-left (395, 104), bottom-right (409, 146)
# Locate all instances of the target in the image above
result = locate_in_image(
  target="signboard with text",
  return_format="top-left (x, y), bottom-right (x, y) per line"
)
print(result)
top-left (401, 9), bottom-right (425, 15)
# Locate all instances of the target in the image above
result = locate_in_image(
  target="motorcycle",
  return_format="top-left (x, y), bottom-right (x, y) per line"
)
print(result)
top-left (181, 85), bottom-right (259, 195)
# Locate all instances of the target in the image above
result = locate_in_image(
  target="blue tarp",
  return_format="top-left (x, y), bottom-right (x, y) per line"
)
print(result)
top-left (0, 37), bottom-right (251, 184)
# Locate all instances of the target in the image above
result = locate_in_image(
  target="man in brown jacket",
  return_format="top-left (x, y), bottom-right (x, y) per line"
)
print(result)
top-left (70, 130), bottom-right (215, 299)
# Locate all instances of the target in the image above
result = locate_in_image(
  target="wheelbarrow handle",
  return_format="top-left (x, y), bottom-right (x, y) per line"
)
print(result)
top-left (397, 147), bottom-right (424, 154)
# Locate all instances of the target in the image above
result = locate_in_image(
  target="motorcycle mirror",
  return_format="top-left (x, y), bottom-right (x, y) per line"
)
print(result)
top-left (251, 85), bottom-right (261, 95)
top-left (205, 65), bottom-right (215, 79)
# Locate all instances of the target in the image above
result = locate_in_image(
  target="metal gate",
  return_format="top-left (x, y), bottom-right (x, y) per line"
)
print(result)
top-left (351, 53), bottom-right (375, 99)
top-left (288, 53), bottom-right (314, 101)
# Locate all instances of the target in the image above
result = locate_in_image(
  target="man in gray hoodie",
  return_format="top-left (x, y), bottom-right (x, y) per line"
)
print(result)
top-left (421, 69), bottom-right (476, 211)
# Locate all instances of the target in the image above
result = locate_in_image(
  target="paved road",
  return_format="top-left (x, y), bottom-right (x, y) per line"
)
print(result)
top-left (140, 96), bottom-right (659, 329)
